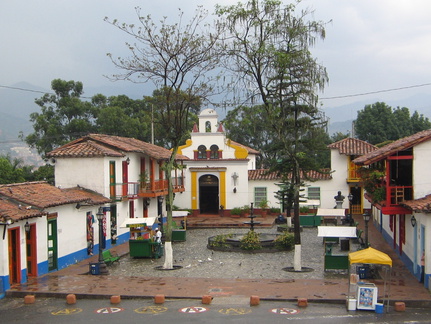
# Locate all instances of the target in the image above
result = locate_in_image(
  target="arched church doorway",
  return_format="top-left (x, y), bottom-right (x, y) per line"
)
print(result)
top-left (199, 174), bottom-right (219, 214)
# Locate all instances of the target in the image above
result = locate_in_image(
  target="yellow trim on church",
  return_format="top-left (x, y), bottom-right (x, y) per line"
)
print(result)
top-left (191, 171), bottom-right (197, 210)
top-left (178, 139), bottom-right (192, 155)
top-left (219, 170), bottom-right (226, 208)
top-left (226, 139), bottom-right (248, 159)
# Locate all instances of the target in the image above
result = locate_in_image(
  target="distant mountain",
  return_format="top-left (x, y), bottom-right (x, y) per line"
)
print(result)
top-left (1, 81), bottom-right (430, 141)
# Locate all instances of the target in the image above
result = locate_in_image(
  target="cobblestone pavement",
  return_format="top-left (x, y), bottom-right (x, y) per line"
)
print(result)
top-left (108, 227), bottom-right (348, 280)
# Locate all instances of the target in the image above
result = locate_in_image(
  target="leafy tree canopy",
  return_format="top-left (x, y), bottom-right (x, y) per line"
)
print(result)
top-left (355, 102), bottom-right (431, 145)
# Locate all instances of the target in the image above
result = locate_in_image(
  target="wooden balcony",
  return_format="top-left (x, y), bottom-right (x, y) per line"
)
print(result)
top-left (347, 166), bottom-right (361, 182)
top-left (388, 186), bottom-right (413, 206)
top-left (110, 177), bottom-right (185, 200)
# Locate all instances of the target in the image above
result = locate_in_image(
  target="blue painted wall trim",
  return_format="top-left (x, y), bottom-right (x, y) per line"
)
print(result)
top-left (380, 226), bottom-right (428, 287)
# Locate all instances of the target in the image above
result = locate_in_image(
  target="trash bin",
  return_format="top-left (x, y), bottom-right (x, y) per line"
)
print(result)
top-left (89, 262), bottom-right (100, 275)
top-left (340, 239), bottom-right (350, 251)
top-left (357, 265), bottom-right (369, 279)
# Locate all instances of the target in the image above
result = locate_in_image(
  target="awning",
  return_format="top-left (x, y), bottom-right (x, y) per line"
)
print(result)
top-left (317, 226), bottom-right (357, 238)
top-left (316, 208), bottom-right (346, 217)
top-left (349, 247), bottom-right (392, 267)
top-left (172, 211), bottom-right (189, 218)
top-left (120, 217), bottom-right (157, 228)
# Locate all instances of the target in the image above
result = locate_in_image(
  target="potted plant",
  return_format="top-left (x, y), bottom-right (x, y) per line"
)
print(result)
top-left (230, 207), bottom-right (242, 217)
top-left (241, 204), bottom-right (251, 217)
top-left (259, 199), bottom-right (269, 217)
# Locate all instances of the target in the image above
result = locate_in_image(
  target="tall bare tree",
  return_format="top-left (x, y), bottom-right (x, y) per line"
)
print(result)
top-left (105, 6), bottom-right (221, 269)
top-left (216, 0), bottom-right (329, 270)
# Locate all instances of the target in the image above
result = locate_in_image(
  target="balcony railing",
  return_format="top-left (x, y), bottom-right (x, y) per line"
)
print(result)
top-left (347, 167), bottom-right (361, 182)
top-left (110, 182), bottom-right (139, 200)
top-left (388, 186), bottom-right (413, 206)
top-left (110, 177), bottom-right (185, 200)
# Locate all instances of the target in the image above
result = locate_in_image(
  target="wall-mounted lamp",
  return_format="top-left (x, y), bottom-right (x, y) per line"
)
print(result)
top-left (51, 158), bottom-right (56, 164)
top-left (158, 196), bottom-right (164, 203)
top-left (76, 203), bottom-right (81, 209)
top-left (126, 157), bottom-right (130, 165)
top-left (233, 187), bottom-right (237, 193)
top-left (411, 215), bottom-right (417, 227)
top-left (1, 216), bottom-right (14, 240)
top-left (24, 221), bottom-right (30, 233)
top-left (145, 199), bottom-right (150, 207)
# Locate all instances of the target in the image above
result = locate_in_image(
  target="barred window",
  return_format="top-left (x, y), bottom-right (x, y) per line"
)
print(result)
top-left (210, 145), bottom-right (219, 159)
top-left (198, 145), bottom-right (207, 159)
top-left (254, 187), bottom-right (267, 205)
top-left (308, 187), bottom-right (320, 200)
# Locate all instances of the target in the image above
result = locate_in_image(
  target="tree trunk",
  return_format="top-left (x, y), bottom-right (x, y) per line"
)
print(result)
top-left (162, 146), bottom-right (177, 269)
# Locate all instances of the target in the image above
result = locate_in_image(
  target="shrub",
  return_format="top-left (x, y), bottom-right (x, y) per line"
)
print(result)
top-left (241, 205), bottom-right (251, 214)
top-left (209, 234), bottom-right (233, 248)
top-left (231, 207), bottom-right (242, 215)
top-left (270, 207), bottom-right (281, 214)
top-left (240, 230), bottom-right (262, 250)
top-left (274, 232), bottom-right (295, 250)
top-left (299, 206), bottom-right (310, 213)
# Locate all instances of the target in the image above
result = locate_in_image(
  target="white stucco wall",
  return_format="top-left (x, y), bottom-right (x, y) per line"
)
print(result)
top-left (413, 141), bottom-right (431, 199)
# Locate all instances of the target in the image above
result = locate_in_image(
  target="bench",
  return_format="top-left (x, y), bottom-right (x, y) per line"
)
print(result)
top-left (102, 250), bottom-right (120, 265)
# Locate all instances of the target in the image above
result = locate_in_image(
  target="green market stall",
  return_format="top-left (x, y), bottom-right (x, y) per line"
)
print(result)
top-left (120, 217), bottom-right (163, 258)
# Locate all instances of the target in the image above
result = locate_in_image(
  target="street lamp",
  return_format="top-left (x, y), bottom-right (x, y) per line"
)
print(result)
top-left (347, 193), bottom-right (353, 225)
top-left (96, 207), bottom-right (109, 275)
top-left (157, 196), bottom-right (164, 233)
top-left (363, 212), bottom-right (371, 248)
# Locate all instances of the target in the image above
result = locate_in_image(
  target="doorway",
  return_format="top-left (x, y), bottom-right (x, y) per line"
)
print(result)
top-left (47, 217), bottom-right (58, 272)
top-left (26, 223), bottom-right (37, 277)
top-left (8, 227), bottom-right (21, 284)
top-left (199, 174), bottom-right (219, 214)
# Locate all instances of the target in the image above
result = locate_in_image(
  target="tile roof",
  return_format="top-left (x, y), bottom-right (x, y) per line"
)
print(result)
top-left (47, 134), bottom-right (189, 161)
top-left (401, 194), bottom-right (431, 213)
top-left (0, 182), bottom-right (110, 210)
top-left (230, 140), bottom-right (260, 155)
top-left (248, 169), bottom-right (332, 181)
top-left (327, 137), bottom-right (377, 156)
top-left (0, 198), bottom-right (47, 222)
top-left (353, 129), bottom-right (431, 165)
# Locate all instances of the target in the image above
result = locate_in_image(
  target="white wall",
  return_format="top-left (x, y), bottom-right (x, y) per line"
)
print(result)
top-left (413, 141), bottom-right (431, 199)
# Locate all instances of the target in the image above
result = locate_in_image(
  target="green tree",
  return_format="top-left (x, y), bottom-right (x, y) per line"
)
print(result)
top-left (0, 155), bottom-right (25, 184)
top-left (355, 102), bottom-right (431, 145)
top-left (24, 79), bottom-right (98, 157)
top-left (216, 0), bottom-right (328, 270)
top-left (106, 5), bottom-right (221, 269)
top-left (222, 105), bottom-right (275, 168)
top-left (93, 94), bottom-right (152, 141)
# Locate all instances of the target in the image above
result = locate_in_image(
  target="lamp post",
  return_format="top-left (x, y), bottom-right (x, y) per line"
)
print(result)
top-left (363, 212), bottom-right (371, 248)
top-left (158, 196), bottom-right (164, 233)
top-left (348, 193), bottom-right (353, 225)
top-left (96, 207), bottom-right (109, 275)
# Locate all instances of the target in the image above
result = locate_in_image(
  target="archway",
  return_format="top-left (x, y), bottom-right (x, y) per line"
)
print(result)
top-left (199, 174), bottom-right (219, 214)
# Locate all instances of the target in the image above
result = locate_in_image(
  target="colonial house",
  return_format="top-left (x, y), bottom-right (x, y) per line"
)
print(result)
top-left (46, 133), bottom-right (188, 242)
top-left (327, 137), bottom-right (377, 214)
top-left (353, 129), bottom-right (431, 288)
top-left (0, 182), bottom-right (110, 295)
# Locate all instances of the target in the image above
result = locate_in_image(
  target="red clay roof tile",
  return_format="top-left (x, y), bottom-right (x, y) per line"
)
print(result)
top-left (353, 130), bottom-right (431, 165)
top-left (327, 137), bottom-right (377, 156)
top-left (47, 134), bottom-right (189, 160)
top-left (248, 169), bottom-right (331, 181)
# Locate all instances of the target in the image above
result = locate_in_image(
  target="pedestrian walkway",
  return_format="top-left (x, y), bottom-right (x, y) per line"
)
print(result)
top-left (6, 214), bottom-right (431, 307)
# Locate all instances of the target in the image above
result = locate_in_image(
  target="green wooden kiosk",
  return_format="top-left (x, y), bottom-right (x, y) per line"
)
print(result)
top-left (120, 217), bottom-right (163, 258)
top-left (318, 226), bottom-right (357, 271)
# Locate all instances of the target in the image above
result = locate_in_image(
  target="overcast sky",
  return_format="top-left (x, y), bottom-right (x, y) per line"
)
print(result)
top-left (1, 0), bottom-right (431, 115)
